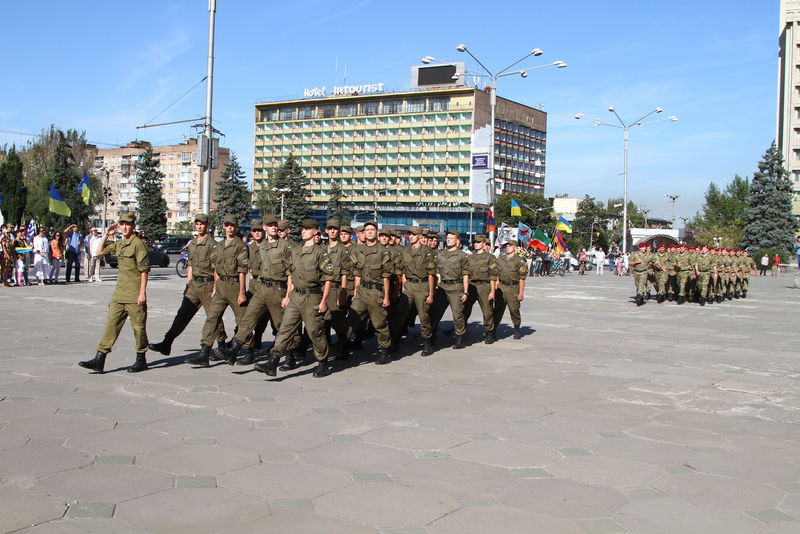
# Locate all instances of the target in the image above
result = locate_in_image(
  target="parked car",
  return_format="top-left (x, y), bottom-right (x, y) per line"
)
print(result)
top-left (105, 245), bottom-right (170, 268)
top-left (154, 237), bottom-right (191, 254)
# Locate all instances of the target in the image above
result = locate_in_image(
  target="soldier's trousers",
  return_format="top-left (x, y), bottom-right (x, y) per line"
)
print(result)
top-left (676, 272), bottom-right (691, 297)
top-left (273, 290), bottom-right (328, 362)
top-left (233, 282), bottom-right (286, 346)
top-left (494, 283), bottom-right (521, 330)
top-left (633, 271), bottom-right (649, 297)
top-left (463, 281), bottom-right (494, 333)
top-left (98, 300), bottom-right (148, 353)
top-left (325, 284), bottom-right (349, 343)
top-left (667, 274), bottom-right (677, 296)
top-left (349, 286), bottom-right (391, 349)
top-left (654, 271), bottom-right (669, 295)
top-left (159, 279), bottom-right (226, 344)
top-left (429, 283), bottom-right (466, 336)
top-left (202, 279), bottom-right (252, 349)
top-left (696, 272), bottom-right (711, 299)
top-left (742, 275), bottom-right (750, 292)
top-left (402, 281), bottom-right (432, 339)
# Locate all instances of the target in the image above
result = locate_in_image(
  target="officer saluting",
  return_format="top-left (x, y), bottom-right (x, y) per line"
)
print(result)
top-left (79, 213), bottom-right (151, 373)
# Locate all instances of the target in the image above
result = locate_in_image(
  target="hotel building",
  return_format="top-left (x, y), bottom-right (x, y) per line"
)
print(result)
top-left (253, 75), bottom-right (548, 235)
top-left (778, 0), bottom-right (800, 216)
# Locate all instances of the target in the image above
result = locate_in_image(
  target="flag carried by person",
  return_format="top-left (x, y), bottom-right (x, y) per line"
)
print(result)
top-left (530, 228), bottom-right (551, 251)
top-left (553, 230), bottom-right (568, 255)
top-left (555, 216), bottom-right (573, 233)
top-left (486, 209), bottom-right (497, 233)
top-left (78, 171), bottom-right (91, 205)
top-left (49, 185), bottom-right (72, 217)
top-left (510, 200), bottom-right (522, 217)
top-left (517, 221), bottom-right (533, 245)
top-left (26, 217), bottom-right (37, 239)
top-left (497, 222), bottom-right (518, 245)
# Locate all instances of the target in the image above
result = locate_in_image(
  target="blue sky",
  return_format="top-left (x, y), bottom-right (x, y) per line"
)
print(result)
top-left (0, 0), bottom-right (777, 222)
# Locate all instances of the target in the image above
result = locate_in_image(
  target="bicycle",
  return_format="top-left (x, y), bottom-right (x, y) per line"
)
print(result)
top-left (176, 250), bottom-right (188, 278)
top-left (578, 260), bottom-right (587, 275)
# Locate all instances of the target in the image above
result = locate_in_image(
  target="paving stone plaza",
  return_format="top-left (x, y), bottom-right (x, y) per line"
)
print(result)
top-left (1, 268), bottom-right (799, 534)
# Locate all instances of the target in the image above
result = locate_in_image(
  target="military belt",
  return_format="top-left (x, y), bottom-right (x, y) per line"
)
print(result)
top-left (293, 286), bottom-right (322, 295)
top-left (405, 276), bottom-right (427, 283)
top-left (360, 282), bottom-right (382, 290)
top-left (259, 279), bottom-right (287, 289)
top-left (192, 276), bottom-right (213, 283)
top-left (471, 280), bottom-right (490, 284)
top-left (330, 281), bottom-right (341, 288)
top-left (217, 275), bottom-right (239, 283)
top-left (500, 280), bottom-right (518, 286)
top-left (440, 279), bottom-right (461, 284)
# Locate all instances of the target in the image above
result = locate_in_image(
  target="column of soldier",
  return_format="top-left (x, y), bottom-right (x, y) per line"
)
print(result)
top-left (629, 241), bottom-right (757, 307)
top-left (82, 213), bottom-right (529, 378)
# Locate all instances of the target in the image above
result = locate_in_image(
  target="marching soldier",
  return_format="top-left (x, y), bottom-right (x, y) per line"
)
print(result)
top-left (740, 250), bottom-right (755, 297)
top-left (652, 243), bottom-right (670, 303)
top-left (254, 218), bottom-right (335, 377)
top-left (462, 235), bottom-right (498, 343)
top-left (429, 230), bottom-right (470, 349)
top-left (189, 215), bottom-right (251, 367)
top-left (396, 227), bottom-right (437, 356)
top-left (322, 218), bottom-right (351, 355)
top-left (673, 245), bottom-right (692, 305)
top-left (493, 239), bottom-right (527, 340)
top-left (148, 213), bottom-right (228, 357)
top-left (79, 213), bottom-right (150, 373)
top-left (630, 242), bottom-right (651, 306)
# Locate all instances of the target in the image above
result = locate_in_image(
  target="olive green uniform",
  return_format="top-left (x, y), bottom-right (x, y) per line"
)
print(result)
top-left (324, 242), bottom-right (352, 343)
top-left (349, 243), bottom-right (393, 350)
top-left (493, 253), bottom-right (527, 330)
top-left (97, 235), bottom-right (150, 353)
top-left (231, 238), bottom-right (291, 346)
top-left (674, 251), bottom-right (692, 298)
top-left (652, 251), bottom-right (671, 296)
top-left (201, 236), bottom-right (251, 348)
top-left (430, 249), bottom-right (471, 336)
top-left (630, 250), bottom-right (651, 297)
top-left (397, 245), bottom-right (437, 340)
top-left (463, 251), bottom-right (498, 333)
top-left (271, 243), bottom-right (334, 362)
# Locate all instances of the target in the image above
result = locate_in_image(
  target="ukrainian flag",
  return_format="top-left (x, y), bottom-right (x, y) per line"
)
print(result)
top-left (555, 216), bottom-right (573, 233)
top-left (49, 185), bottom-right (72, 217)
top-left (510, 200), bottom-right (522, 217)
top-left (78, 171), bottom-right (91, 205)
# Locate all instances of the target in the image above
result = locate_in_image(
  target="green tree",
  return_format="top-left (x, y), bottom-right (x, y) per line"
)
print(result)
top-left (493, 192), bottom-right (555, 231)
top-left (606, 198), bottom-right (645, 228)
top-left (0, 146), bottom-right (27, 227)
top-left (135, 147), bottom-right (167, 242)
top-left (327, 182), bottom-right (350, 225)
top-left (253, 155), bottom-right (310, 239)
top-left (687, 175), bottom-right (750, 248)
top-left (213, 153), bottom-right (252, 229)
top-left (170, 220), bottom-right (194, 237)
top-left (568, 195), bottom-right (610, 252)
top-left (741, 143), bottom-right (798, 254)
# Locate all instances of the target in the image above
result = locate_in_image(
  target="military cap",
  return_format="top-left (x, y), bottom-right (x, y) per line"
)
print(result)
top-left (250, 223), bottom-right (265, 233)
top-left (378, 228), bottom-right (391, 236)
top-left (262, 214), bottom-right (278, 225)
top-left (301, 218), bottom-right (320, 229)
top-left (194, 213), bottom-right (210, 223)
top-left (427, 232), bottom-right (439, 239)
top-left (119, 212), bottom-right (136, 224)
top-left (222, 214), bottom-right (238, 226)
top-left (409, 226), bottom-right (423, 235)
top-left (326, 217), bottom-right (340, 229)
top-left (506, 239), bottom-right (519, 246)
top-left (446, 229), bottom-right (461, 239)
top-left (340, 225), bottom-right (354, 234)
top-left (362, 221), bottom-right (378, 229)
top-left (474, 234), bottom-right (487, 243)
top-left (277, 220), bottom-right (290, 231)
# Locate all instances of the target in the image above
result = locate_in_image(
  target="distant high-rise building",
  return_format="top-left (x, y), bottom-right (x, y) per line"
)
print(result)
top-left (777, 0), bottom-right (800, 216)
top-left (93, 138), bottom-right (229, 230)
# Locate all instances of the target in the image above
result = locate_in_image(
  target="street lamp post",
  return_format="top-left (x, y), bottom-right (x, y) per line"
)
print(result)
top-left (274, 188), bottom-right (290, 220)
top-left (575, 107), bottom-right (678, 253)
top-left (422, 47), bottom-right (566, 205)
top-left (665, 194), bottom-right (680, 227)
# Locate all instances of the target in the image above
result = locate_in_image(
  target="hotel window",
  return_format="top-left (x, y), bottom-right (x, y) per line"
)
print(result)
top-left (261, 109), bottom-right (278, 121)
top-left (407, 99), bottom-right (426, 113)
top-left (298, 106), bottom-right (316, 119)
top-left (279, 107), bottom-right (297, 120)
top-left (339, 104), bottom-right (356, 117)
top-left (321, 105), bottom-right (336, 118)
top-left (382, 100), bottom-right (402, 114)
top-left (361, 102), bottom-right (379, 115)
top-left (429, 97), bottom-right (450, 112)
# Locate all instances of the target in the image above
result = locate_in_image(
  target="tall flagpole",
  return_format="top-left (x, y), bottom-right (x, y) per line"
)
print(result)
top-left (201, 0), bottom-right (217, 215)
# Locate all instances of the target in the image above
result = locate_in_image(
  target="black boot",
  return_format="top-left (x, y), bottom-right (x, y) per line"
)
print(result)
top-left (513, 327), bottom-right (521, 340)
top-left (221, 340), bottom-right (241, 365)
top-left (741, 290), bottom-right (747, 298)
top-left (148, 339), bottom-right (172, 356)
top-left (128, 352), bottom-right (148, 373)
top-left (635, 295), bottom-right (644, 306)
top-left (238, 348), bottom-right (256, 365)
top-left (699, 298), bottom-right (705, 306)
top-left (668, 294), bottom-right (675, 302)
top-left (209, 340), bottom-right (228, 361)
top-left (716, 295), bottom-right (723, 303)
top-left (484, 331), bottom-right (495, 345)
top-left (255, 352), bottom-right (281, 377)
top-left (726, 293), bottom-right (733, 301)
top-left (313, 358), bottom-right (332, 377)
top-left (733, 291), bottom-right (740, 299)
top-left (332, 340), bottom-right (351, 361)
top-left (253, 333), bottom-right (263, 351)
top-left (443, 328), bottom-right (455, 337)
top-left (656, 294), bottom-right (664, 303)
top-left (421, 339), bottom-right (434, 356)
top-left (453, 335), bottom-right (466, 349)
top-left (279, 351), bottom-right (300, 371)
top-left (677, 296), bottom-right (685, 305)
top-left (375, 347), bottom-right (391, 365)
top-left (79, 351), bottom-right (107, 373)
top-left (187, 345), bottom-right (211, 368)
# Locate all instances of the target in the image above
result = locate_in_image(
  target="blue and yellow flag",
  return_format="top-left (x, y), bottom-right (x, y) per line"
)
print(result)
top-left (510, 200), bottom-right (522, 217)
top-left (49, 185), bottom-right (72, 217)
top-left (78, 171), bottom-right (91, 205)
top-left (555, 216), bottom-right (573, 233)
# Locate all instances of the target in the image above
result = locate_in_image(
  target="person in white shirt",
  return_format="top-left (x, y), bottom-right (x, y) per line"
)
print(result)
top-left (595, 247), bottom-right (606, 275)
top-left (32, 227), bottom-right (51, 286)
top-left (87, 228), bottom-right (104, 282)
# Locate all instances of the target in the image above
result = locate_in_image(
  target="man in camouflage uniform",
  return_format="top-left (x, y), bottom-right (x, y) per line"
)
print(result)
top-left (462, 235), bottom-right (498, 343)
top-left (429, 230), bottom-right (471, 349)
top-left (396, 227), bottom-right (437, 356)
top-left (79, 213), bottom-right (151, 373)
top-left (149, 213), bottom-right (227, 357)
top-left (493, 239), bottom-right (528, 340)
top-left (255, 218), bottom-right (335, 377)
top-left (673, 244), bottom-right (692, 305)
top-left (651, 242), bottom-right (671, 303)
top-left (629, 242), bottom-right (651, 306)
top-left (190, 214), bottom-right (251, 367)
top-left (348, 221), bottom-right (393, 364)
top-left (740, 250), bottom-right (755, 297)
